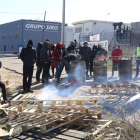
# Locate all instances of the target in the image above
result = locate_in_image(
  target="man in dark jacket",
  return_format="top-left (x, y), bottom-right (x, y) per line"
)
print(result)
top-left (46, 39), bottom-right (53, 78)
top-left (20, 39), bottom-right (36, 93)
top-left (36, 42), bottom-right (45, 83)
top-left (79, 41), bottom-right (91, 79)
top-left (40, 41), bottom-right (50, 84)
top-left (57, 53), bottom-right (81, 83)
top-left (67, 41), bottom-right (76, 54)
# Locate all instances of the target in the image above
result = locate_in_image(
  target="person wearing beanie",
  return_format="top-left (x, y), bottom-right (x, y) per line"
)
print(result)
top-left (40, 41), bottom-right (50, 83)
top-left (20, 39), bottom-right (36, 93)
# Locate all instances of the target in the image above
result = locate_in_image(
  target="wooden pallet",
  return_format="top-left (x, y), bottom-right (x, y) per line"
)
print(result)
top-left (89, 82), bottom-right (140, 94)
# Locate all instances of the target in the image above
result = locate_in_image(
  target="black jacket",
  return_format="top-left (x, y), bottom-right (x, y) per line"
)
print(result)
top-left (40, 46), bottom-right (50, 63)
top-left (91, 50), bottom-right (98, 62)
top-left (36, 43), bottom-right (43, 66)
top-left (97, 48), bottom-right (107, 56)
top-left (79, 47), bottom-right (91, 61)
top-left (67, 46), bottom-right (76, 54)
top-left (62, 48), bottom-right (67, 58)
top-left (63, 53), bottom-right (79, 62)
top-left (20, 45), bottom-right (36, 66)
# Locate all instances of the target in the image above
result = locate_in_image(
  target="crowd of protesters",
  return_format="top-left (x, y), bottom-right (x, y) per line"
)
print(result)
top-left (20, 39), bottom-right (107, 94)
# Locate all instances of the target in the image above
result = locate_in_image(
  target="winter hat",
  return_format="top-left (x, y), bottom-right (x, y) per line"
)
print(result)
top-left (46, 39), bottom-right (50, 42)
top-left (56, 42), bottom-right (62, 49)
top-left (116, 43), bottom-right (120, 48)
top-left (83, 41), bottom-right (88, 44)
top-left (70, 41), bottom-right (76, 46)
top-left (28, 39), bottom-right (33, 46)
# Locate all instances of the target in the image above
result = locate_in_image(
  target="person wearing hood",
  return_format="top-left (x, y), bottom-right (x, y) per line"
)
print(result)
top-left (40, 41), bottom-right (50, 84)
top-left (79, 41), bottom-right (92, 80)
top-left (36, 42), bottom-right (44, 83)
top-left (52, 43), bottom-right (63, 80)
top-left (111, 43), bottom-right (123, 77)
top-left (90, 45), bottom-right (98, 76)
top-left (20, 39), bottom-right (36, 93)
top-left (97, 44), bottom-right (107, 57)
top-left (67, 41), bottom-right (76, 54)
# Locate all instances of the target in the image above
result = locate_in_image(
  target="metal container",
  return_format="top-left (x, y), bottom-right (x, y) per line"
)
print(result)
top-left (70, 61), bottom-right (85, 82)
top-left (93, 60), bottom-right (107, 82)
top-left (119, 60), bottom-right (132, 80)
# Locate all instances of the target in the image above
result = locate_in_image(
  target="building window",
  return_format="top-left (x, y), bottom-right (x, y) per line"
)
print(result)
top-left (3, 36), bottom-right (6, 40)
top-left (9, 35), bottom-right (12, 39)
top-left (86, 28), bottom-right (89, 31)
top-left (75, 27), bottom-right (82, 33)
top-left (15, 34), bottom-right (19, 39)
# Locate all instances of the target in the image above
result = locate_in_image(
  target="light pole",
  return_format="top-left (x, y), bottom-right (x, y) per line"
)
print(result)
top-left (61, 0), bottom-right (65, 44)
top-left (105, 13), bottom-right (110, 21)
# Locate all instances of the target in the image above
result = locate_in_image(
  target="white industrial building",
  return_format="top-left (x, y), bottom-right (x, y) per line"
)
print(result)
top-left (72, 20), bottom-right (130, 47)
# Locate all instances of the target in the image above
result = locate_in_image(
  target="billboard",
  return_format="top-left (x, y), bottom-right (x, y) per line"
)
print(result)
top-left (80, 40), bottom-right (108, 51)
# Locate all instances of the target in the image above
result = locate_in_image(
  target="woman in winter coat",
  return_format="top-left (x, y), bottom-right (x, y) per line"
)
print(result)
top-left (36, 42), bottom-right (44, 83)
top-left (52, 43), bottom-right (63, 80)
top-left (90, 45), bottom-right (98, 76)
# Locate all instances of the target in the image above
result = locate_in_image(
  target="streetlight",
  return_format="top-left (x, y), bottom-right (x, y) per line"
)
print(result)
top-left (105, 13), bottom-right (110, 21)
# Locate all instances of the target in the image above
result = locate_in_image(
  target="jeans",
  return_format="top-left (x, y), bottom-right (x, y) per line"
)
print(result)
top-left (90, 61), bottom-right (93, 75)
top-left (36, 66), bottom-right (45, 81)
top-left (112, 62), bottom-right (120, 77)
top-left (54, 60), bottom-right (61, 79)
top-left (0, 81), bottom-right (6, 100)
top-left (42, 62), bottom-right (49, 83)
top-left (23, 65), bottom-right (34, 89)
top-left (57, 59), bottom-right (70, 79)
top-left (136, 60), bottom-right (140, 77)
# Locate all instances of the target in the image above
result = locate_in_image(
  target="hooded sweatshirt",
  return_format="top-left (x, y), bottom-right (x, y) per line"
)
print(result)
top-left (67, 41), bottom-right (76, 54)
top-left (52, 43), bottom-right (62, 62)
top-left (111, 46), bottom-right (123, 62)
top-left (40, 42), bottom-right (50, 63)
top-left (36, 42), bottom-right (43, 66)
top-left (20, 45), bottom-right (36, 66)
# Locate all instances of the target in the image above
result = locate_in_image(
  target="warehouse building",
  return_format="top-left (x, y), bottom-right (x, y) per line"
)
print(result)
top-left (72, 20), bottom-right (130, 47)
top-left (0, 19), bottom-right (62, 52)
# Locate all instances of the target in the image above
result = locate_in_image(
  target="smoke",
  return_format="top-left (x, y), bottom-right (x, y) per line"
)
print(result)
top-left (38, 64), bottom-right (85, 103)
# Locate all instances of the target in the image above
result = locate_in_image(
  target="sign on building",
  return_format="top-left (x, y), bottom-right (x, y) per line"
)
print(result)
top-left (90, 34), bottom-right (100, 41)
top-left (80, 40), bottom-right (108, 51)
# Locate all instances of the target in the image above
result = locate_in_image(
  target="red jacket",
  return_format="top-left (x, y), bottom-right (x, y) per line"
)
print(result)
top-left (111, 48), bottom-right (123, 62)
top-left (52, 43), bottom-right (62, 62)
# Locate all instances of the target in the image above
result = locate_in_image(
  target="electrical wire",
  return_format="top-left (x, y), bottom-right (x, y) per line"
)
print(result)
top-left (0, 12), bottom-right (44, 14)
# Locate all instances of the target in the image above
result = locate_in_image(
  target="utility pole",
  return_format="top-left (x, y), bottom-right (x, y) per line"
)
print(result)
top-left (61, 0), bottom-right (65, 44)
top-left (42, 11), bottom-right (46, 43)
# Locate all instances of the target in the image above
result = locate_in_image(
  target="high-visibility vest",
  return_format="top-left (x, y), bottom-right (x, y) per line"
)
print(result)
top-left (137, 47), bottom-right (140, 56)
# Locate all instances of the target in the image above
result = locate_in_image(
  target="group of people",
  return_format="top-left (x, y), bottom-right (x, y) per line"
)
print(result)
top-left (20, 39), bottom-right (107, 93)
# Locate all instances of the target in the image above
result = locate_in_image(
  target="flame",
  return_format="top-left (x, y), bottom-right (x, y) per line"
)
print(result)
top-left (85, 69), bottom-right (87, 72)
top-left (121, 57), bottom-right (125, 60)
top-left (98, 54), bottom-right (105, 61)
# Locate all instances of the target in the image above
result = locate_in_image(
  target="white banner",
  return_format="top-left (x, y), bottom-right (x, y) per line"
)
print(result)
top-left (80, 40), bottom-right (108, 51)
top-left (90, 34), bottom-right (100, 41)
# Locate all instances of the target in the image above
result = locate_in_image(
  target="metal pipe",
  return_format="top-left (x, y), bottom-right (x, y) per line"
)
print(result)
top-left (61, 0), bottom-right (65, 44)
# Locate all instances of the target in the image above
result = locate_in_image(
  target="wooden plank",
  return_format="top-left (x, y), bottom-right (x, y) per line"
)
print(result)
top-left (92, 121), bottom-right (112, 137)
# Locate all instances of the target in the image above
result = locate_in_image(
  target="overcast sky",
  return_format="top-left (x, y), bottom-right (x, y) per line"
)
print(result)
top-left (0, 0), bottom-right (140, 26)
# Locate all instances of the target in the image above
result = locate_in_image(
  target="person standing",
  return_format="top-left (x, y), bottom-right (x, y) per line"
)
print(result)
top-left (51, 44), bottom-right (56, 77)
top-left (90, 45), bottom-right (98, 76)
top-left (135, 43), bottom-right (140, 78)
top-left (52, 43), bottom-right (63, 81)
top-left (40, 42), bottom-right (50, 84)
top-left (46, 39), bottom-right (53, 78)
top-left (111, 43), bottom-right (123, 77)
top-left (79, 41), bottom-right (91, 80)
top-left (20, 39), bottom-right (36, 93)
top-left (36, 42), bottom-right (45, 83)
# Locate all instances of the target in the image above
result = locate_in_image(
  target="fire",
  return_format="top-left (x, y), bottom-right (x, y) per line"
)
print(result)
top-left (121, 57), bottom-right (125, 60)
top-left (98, 54), bottom-right (105, 61)
top-left (85, 69), bottom-right (87, 72)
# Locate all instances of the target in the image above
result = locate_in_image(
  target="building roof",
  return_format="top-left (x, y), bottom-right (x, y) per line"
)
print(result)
top-left (72, 19), bottom-right (130, 25)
